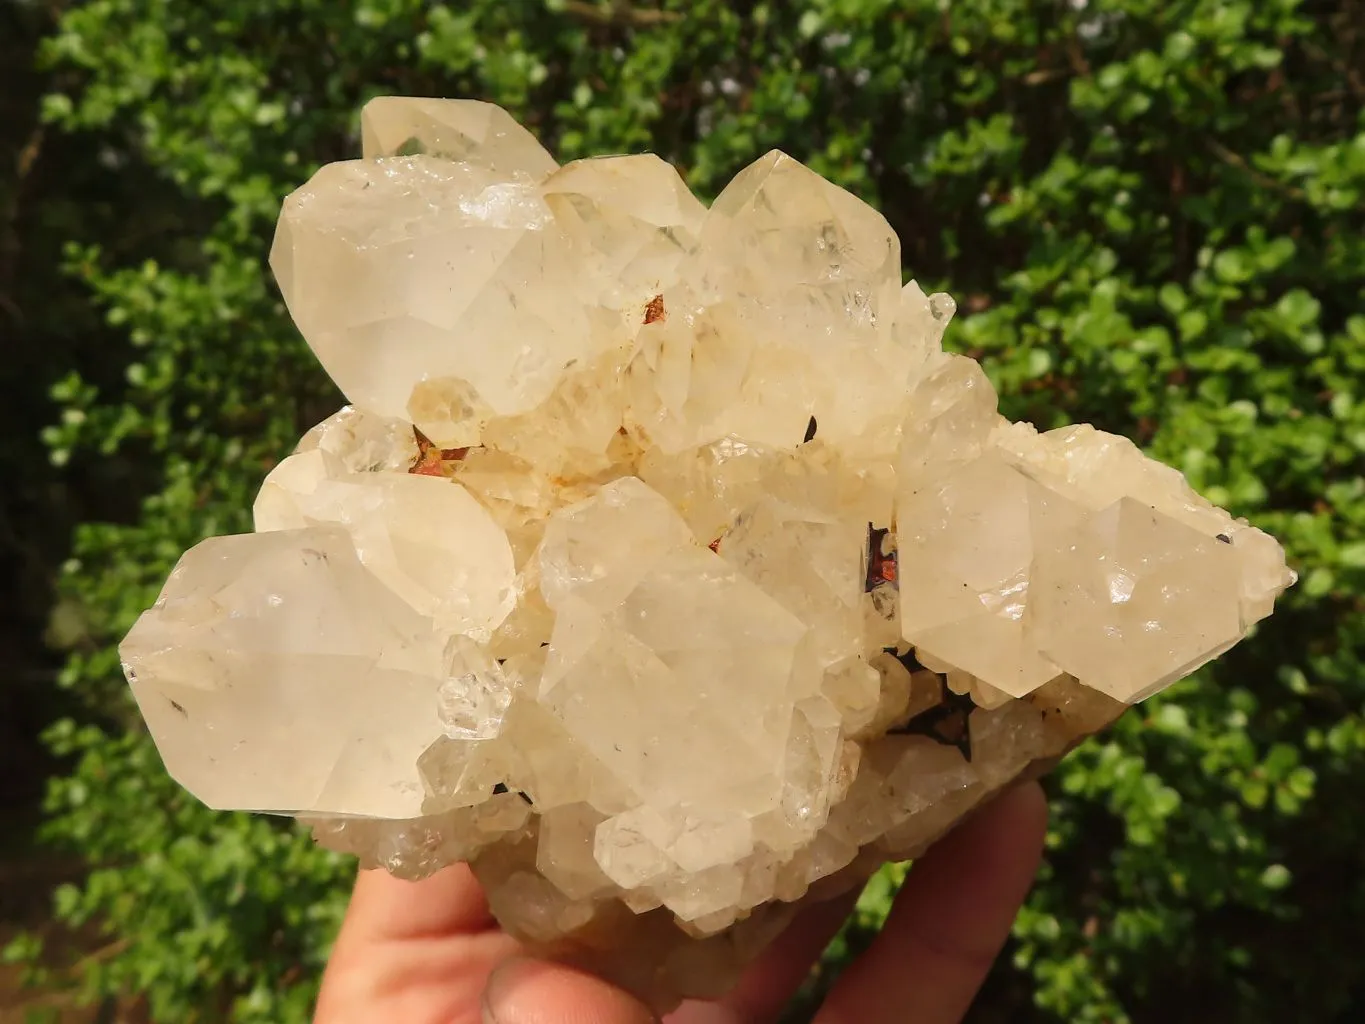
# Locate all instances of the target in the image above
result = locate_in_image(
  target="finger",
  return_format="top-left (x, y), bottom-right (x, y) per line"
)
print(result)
top-left (814, 782), bottom-right (1048, 1024)
top-left (483, 957), bottom-right (658, 1024)
top-left (666, 891), bottom-right (859, 1024)
top-left (318, 866), bottom-right (518, 1023)
top-left (342, 864), bottom-right (498, 942)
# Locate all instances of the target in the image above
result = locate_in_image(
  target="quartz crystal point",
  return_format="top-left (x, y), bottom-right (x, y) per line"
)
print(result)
top-left (120, 97), bottom-right (1297, 1012)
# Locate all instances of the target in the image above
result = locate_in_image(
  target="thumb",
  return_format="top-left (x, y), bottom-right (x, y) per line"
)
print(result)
top-left (483, 957), bottom-right (658, 1024)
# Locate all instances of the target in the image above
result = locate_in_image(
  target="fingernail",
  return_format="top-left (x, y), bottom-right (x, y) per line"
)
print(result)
top-left (483, 957), bottom-right (658, 1024)
top-left (480, 958), bottom-right (525, 1024)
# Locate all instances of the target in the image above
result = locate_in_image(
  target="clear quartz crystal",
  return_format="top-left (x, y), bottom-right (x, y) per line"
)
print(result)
top-left (437, 638), bottom-right (514, 740)
top-left (120, 97), bottom-right (1297, 1015)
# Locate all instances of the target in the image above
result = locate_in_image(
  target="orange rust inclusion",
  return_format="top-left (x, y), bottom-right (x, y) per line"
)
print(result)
top-left (643, 294), bottom-right (666, 325)
top-left (409, 426), bottom-right (470, 477)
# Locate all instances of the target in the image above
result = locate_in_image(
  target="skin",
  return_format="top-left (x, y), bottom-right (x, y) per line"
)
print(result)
top-left (315, 781), bottom-right (1048, 1024)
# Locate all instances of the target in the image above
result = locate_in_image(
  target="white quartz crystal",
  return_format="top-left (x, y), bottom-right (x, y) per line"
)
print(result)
top-left (121, 97), bottom-right (1297, 1014)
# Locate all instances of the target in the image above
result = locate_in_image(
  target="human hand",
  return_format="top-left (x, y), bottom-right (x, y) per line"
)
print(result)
top-left (314, 782), bottom-right (1047, 1024)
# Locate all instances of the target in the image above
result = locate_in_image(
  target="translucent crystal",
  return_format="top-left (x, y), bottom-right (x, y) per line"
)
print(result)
top-left (360, 96), bottom-right (558, 179)
top-left (897, 451), bottom-right (1067, 697)
top-left (538, 477), bottom-right (812, 816)
top-left (541, 154), bottom-right (706, 309)
top-left (1028, 496), bottom-right (1244, 703)
top-left (437, 640), bottom-right (515, 740)
top-left (254, 448), bottom-right (516, 638)
top-left (122, 527), bottom-right (450, 817)
top-left (122, 98), bottom-right (1297, 1015)
top-left (270, 157), bottom-right (597, 431)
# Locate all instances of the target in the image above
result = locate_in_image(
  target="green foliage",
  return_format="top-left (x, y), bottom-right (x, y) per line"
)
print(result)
top-left (16, 0), bottom-right (1365, 1020)
top-left (37, 720), bottom-right (352, 1021)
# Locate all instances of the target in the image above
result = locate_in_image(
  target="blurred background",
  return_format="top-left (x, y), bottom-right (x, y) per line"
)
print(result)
top-left (1, 0), bottom-right (1362, 1021)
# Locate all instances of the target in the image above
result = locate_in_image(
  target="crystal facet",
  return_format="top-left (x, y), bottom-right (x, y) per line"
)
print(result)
top-left (121, 97), bottom-right (1297, 1014)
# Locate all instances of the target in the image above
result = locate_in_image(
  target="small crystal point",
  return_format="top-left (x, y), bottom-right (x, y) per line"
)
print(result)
top-left (542, 153), bottom-right (706, 310)
top-left (360, 96), bottom-right (557, 179)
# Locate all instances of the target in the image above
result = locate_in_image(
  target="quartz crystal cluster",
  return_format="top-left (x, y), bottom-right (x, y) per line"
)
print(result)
top-left (120, 98), bottom-right (1296, 1009)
